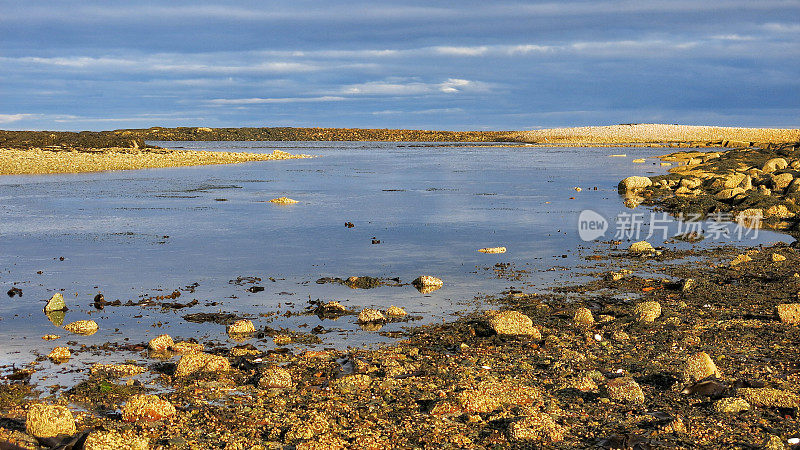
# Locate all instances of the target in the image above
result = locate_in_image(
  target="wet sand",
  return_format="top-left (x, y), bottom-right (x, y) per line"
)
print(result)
top-left (0, 148), bottom-right (310, 175)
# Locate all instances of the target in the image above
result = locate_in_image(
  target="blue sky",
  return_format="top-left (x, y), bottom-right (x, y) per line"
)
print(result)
top-left (1, 1), bottom-right (798, 131)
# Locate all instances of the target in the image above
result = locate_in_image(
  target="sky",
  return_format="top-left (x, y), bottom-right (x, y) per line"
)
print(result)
top-left (1, 0), bottom-right (798, 131)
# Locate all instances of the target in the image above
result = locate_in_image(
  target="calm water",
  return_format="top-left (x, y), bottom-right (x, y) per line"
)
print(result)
top-left (0, 142), bottom-right (790, 385)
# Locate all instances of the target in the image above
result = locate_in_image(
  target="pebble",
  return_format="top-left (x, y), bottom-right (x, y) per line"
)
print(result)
top-left (44, 292), bottom-right (66, 312)
top-left (478, 246), bottom-right (507, 253)
top-left (507, 412), bottom-right (565, 443)
top-left (573, 307), bottom-right (595, 326)
top-left (25, 403), bottom-right (76, 438)
top-left (386, 305), bottom-right (407, 317)
top-left (412, 275), bottom-right (443, 287)
top-left (486, 310), bottom-right (541, 337)
top-left (606, 377), bottom-right (645, 403)
top-left (259, 367), bottom-right (293, 389)
top-left (269, 197), bottom-right (299, 204)
top-left (148, 334), bottom-right (174, 352)
top-left (226, 319), bottom-right (256, 335)
top-left (47, 346), bottom-right (71, 362)
top-left (713, 397), bottom-right (751, 413)
top-left (683, 351), bottom-right (721, 382)
top-left (628, 240), bottom-right (655, 254)
top-left (175, 352), bottom-right (231, 377)
top-left (357, 308), bottom-right (387, 323)
top-left (633, 301), bottom-right (662, 322)
top-left (84, 430), bottom-right (149, 450)
top-left (776, 303), bottom-right (800, 324)
top-left (122, 394), bottom-right (177, 422)
top-left (64, 319), bottom-right (98, 335)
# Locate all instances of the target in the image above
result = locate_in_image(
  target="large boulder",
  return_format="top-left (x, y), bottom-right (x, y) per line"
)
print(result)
top-left (618, 176), bottom-right (652, 192)
top-left (762, 158), bottom-right (788, 173)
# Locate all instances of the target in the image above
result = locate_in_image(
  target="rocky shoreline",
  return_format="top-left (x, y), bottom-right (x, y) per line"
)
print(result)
top-left (2, 139), bottom-right (800, 449)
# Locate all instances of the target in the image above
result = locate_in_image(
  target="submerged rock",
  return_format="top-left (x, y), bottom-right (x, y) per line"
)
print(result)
top-left (64, 320), bottom-right (98, 335)
top-left (44, 293), bottom-right (66, 312)
top-left (269, 197), bottom-right (299, 204)
top-left (478, 246), bottom-right (507, 254)
top-left (122, 394), bottom-right (176, 422)
top-left (357, 308), bottom-right (387, 323)
top-left (412, 275), bottom-right (443, 288)
top-left (47, 346), bottom-right (71, 362)
top-left (25, 403), bottom-right (76, 438)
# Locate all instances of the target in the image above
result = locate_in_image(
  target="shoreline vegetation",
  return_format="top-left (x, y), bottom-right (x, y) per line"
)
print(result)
top-left (0, 124), bottom-right (798, 175)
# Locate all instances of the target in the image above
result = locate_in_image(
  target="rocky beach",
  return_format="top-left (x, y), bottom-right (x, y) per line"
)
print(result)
top-left (1, 130), bottom-right (800, 449)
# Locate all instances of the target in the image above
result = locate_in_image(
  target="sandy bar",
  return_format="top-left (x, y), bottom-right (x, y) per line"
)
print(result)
top-left (510, 124), bottom-right (800, 144)
top-left (0, 148), bottom-right (310, 175)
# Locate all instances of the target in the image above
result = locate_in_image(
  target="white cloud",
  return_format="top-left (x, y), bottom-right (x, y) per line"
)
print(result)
top-left (763, 22), bottom-right (800, 33)
top-left (207, 96), bottom-right (347, 105)
top-left (341, 78), bottom-right (491, 96)
top-left (0, 114), bottom-right (35, 124)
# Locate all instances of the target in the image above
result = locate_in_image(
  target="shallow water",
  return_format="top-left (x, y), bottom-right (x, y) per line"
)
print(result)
top-left (0, 142), bottom-right (790, 386)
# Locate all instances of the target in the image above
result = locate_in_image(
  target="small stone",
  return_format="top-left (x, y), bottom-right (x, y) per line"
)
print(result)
top-left (386, 305), bottom-right (407, 317)
top-left (683, 351), bottom-right (721, 382)
top-left (487, 310), bottom-right (541, 337)
top-left (90, 363), bottom-right (146, 378)
top-left (84, 430), bottom-right (149, 450)
top-left (170, 341), bottom-right (204, 354)
top-left (121, 394), bottom-right (176, 422)
top-left (606, 377), bottom-right (645, 403)
top-left (573, 307), bottom-right (595, 326)
top-left (737, 388), bottom-right (800, 408)
top-left (772, 253), bottom-right (787, 262)
top-left (226, 319), bottom-right (255, 335)
top-left (273, 334), bottom-right (292, 345)
top-left (629, 241), bottom-right (655, 254)
top-left (47, 346), bottom-right (70, 362)
top-left (25, 404), bottom-right (76, 438)
top-left (259, 367), bottom-right (293, 389)
top-left (507, 412), bottom-right (565, 443)
top-left (332, 374), bottom-right (371, 393)
top-left (412, 275), bottom-right (443, 287)
top-left (148, 334), bottom-right (174, 352)
top-left (175, 352), bottom-right (231, 377)
top-left (44, 293), bottom-right (66, 312)
top-left (269, 197), bottom-right (299, 204)
top-left (730, 254), bottom-right (752, 266)
top-left (633, 301), bottom-right (662, 322)
top-left (681, 278), bottom-right (695, 292)
top-left (478, 246), bottom-right (507, 253)
top-left (64, 320), bottom-right (98, 335)
top-left (777, 303), bottom-right (800, 324)
top-left (713, 397), bottom-right (751, 413)
top-left (357, 308), bottom-right (386, 323)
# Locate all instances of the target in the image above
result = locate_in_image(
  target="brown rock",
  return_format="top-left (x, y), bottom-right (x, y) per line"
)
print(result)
top-left (63, 320), bottom-right (98, 335)
top-left (737, 388), bottom-right (800, 408)
top-left (84, 430), bottom-right (149, 450)
top-left (148, 334), bottom-right (173, 352)
top-left (606, 377), bottom-right (645, 403)
top-left (683, 351), bottom-right (721, 382)
top-left (121, 394), bottom-right (176, 422)
top-left (226, 319), bottom-right (255, 335)
top-left (633, 301), bottom-right (662, 322)
top-left (25, 404), bottom-right (76, 438)
top-left (259, 367), bottom-right (293, 389)
top-left (175, 352), bottom-right (231, 377)
top-left (487, 310), bottom-right (541, 337)
top-left (573, 307), bottom-right (595, 326)
top-left (47, 346), bottom-right (71, 362)
top-left (357, 308), bottom-right (387, 323)
top-left (507, 412), bottom-right (565, 443)
top-left (777, 303), bottom-right (800, 324)
top-left (90, 363), bottom-right (146, 378)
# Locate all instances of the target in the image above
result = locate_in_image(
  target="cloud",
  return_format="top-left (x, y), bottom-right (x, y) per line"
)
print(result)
top-left (762, 22), bottom-right (800, 33)
top-left (207, 96), bottom-right (348, 105)
top-left (341, 78), bottom-right (491, 96)
top-left (0, 114), bottom-right (36, 124)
